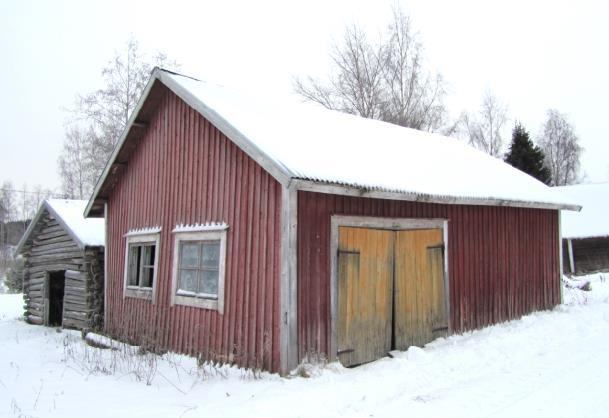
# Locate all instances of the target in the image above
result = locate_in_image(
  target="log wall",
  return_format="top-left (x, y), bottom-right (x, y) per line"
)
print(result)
top-left (563, 237), bottom-right (609, 274)
top-left (20, 211), bottom-right (104, 330)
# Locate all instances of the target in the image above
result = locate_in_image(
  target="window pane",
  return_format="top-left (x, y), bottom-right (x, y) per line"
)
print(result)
top-left (179, 269), bottom-right (198, 292)
top-left (180, 242), bottom-right (200, 268)
top-left (199, 269), bottom-right (218, 296)
top-left (143, 245), bottom-right (156, 267)
top-left (202, 242), bottom-right (220, 268)
top-left (141, 266), bottom-right (154, 288)
top-left (128, 246), bottom-right (139, 286)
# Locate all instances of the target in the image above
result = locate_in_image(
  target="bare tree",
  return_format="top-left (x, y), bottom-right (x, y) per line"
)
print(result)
top-left (59, 37), bottom-right (178, 199)
top-left (0, 181), bottom-right (17, 224)
top-left (379, 8), bottom-right (447, 130)
top-left (75, 37), bottom-right (177, 153)
top-left (538, 109), bottom-right (582, 186)
top-left (294, 7), bottom-right (447, 132)
top-left (460, 91), bottom-right (508, 157)
top-left (58, 126), bottom-right (96, 199)
top-left (0, 182), bottom-right (53, 222)
top-left (295, 26), bottom-right (385, 119)
top-left (27, 185), bottom-right (53, 217)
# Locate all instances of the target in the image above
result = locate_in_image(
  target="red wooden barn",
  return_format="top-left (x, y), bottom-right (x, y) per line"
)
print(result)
top-left (85, 68), bottom-right (578, 374)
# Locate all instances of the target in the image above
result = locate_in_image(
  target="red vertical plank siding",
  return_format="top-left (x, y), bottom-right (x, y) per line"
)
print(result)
top-left (297, 191), bottom-right (560, 361)
top-left (105, 88), bottom-right (282, 372)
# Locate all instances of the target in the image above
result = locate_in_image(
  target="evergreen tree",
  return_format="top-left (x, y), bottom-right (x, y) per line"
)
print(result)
top-left (504, 122), bottom-right (551, 184)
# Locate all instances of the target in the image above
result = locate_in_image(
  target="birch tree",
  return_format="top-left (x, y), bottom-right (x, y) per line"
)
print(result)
top-left (538, 109), bottom-right (582, 186)
top-left (460, 91), bottom-right (508, 157)
top-left (59, 38), bottom-right (178, 198)
top-left (0, 181), bottom-right (16, 225)
top-left (294, 26), bottom-right (385, 120)
top-left (294, 7), bottom-right (447, 132)
top-left (58, 126), bottom-right (95, 200)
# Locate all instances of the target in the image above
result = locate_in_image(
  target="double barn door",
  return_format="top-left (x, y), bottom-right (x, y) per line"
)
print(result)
top-left (337, 226), bottom-right (448, 367)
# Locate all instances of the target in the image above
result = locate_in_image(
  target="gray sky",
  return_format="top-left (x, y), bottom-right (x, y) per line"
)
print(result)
top-left (2, 0), bottom-right (608, 192)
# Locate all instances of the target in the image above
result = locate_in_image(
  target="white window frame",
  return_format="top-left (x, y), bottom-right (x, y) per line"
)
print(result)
top-left (171, 227), bottom-right (227, 314)
top-left (123, 231), bottom-right (160, 302)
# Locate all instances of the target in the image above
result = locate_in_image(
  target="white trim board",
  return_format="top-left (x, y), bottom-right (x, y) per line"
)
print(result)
top-left (280, 183), bottom-right (298, 374)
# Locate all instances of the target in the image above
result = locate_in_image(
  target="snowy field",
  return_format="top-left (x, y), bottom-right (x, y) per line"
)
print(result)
top-left (2, 274), bottom-right (609, 418)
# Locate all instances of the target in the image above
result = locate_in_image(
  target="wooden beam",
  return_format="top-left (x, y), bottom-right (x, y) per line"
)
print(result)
top-left (568, 239), bottom-right (575, 274)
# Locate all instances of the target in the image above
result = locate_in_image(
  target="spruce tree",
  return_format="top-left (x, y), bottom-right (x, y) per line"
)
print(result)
top-left (505, 122), bottom-right (551, 185)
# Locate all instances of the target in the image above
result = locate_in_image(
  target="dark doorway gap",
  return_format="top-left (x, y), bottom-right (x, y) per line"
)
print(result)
top-left (48, 270), bottom-right (65, 326)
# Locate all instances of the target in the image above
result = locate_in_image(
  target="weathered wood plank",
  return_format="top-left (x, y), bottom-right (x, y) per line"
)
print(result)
top-left (33, 235), bottom-right (74, 246)
top-left (28, 264), bottom-right (81, 274)
top-left (65, 270), bottom-right (87, 280)
top-left (27, 315), bottom-right (43, 325)
top-left (28, 258), bottom-right (84, 269)
top-left (28, 283), bottom-right (43, 292)
top-left (28, 306), bottom-right (43, 317)
top-left (337, 227), bottom-right (393, 367)
top-left (26, 293), bottom-right (42, 302)
top-left (39, 225), bottom-right (64, 235)
top-left (63, 301), bottom-right (91, 312)
top-left (64, 288), bottom-right (87, 298)
top-left (31, 244), bottom-right (81, 255)
top-left (63, 310), bottom-right (89, 320)
top-left (428, 245), bottom-right (448, 339)
top-left (394, 229), bottom-right (444, 349)
top-left (30, 271), bottom-right (46, 279)
top-left (65, 281), bottom-right (88, 292)
top-left (64, 284), bottom-right (87, 294)
top-left (63, 300), bottom-right (87, 310)
top-left (28, 276), bottom-right (46, 286)
top-left (62, 317), bottom-right (87, 329)
top-left (37, 230), bottom-right (70, 241)
top-left (27, 252), bottom-right (84, 264)
top-left (28, 301), bottom-right (43, 310)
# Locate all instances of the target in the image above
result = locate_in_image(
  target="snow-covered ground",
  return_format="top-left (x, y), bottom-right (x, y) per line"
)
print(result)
top-left (1, 274), bottom-right (609, 418)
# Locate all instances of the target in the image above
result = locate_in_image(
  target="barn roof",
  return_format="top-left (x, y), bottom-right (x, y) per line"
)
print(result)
top-left (15, 199), bottom-right (104, 254)
top-left (85, 68), bottom-right (580, 217)
top-left (555, 183), bottom-right (609, 239)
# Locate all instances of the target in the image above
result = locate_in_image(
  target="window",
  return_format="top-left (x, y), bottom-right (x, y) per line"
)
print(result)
top-left (123, 231), bottom-right (160, 301)
top-left (171, 226), bottom-right (227, 313)
top-left (128, 244), bottom-right (156, 288)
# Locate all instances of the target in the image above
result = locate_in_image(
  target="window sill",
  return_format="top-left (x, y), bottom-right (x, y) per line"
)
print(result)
top-left (125, 287), bottom-right (154, 301)
top-left (173, 293), bottom-right (219, 311)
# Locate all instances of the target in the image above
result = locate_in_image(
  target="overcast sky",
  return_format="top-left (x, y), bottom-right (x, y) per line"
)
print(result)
top-left (2, 0), bottom-right (608, 193)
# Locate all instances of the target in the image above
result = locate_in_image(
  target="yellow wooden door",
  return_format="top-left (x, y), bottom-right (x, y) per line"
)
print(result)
top-left (394, 229), bottom-right (447, 349)
top-left (337, 226), bottom-right (394, 367)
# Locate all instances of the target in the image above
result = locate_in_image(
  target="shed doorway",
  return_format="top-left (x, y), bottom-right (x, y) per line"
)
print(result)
top-left (47, 271), bottom-right (66, 326)
top-left (337, 226), bottom-right (448, 367)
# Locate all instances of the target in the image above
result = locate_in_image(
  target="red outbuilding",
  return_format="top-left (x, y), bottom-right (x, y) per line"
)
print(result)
top-left (85, 68), bottom-right (579, 374)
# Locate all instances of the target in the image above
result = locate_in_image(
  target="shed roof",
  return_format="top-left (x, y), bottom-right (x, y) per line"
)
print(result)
top-left (15, 199), bottom-right (105, 254)
top-left (85, 68), bottom-right (579, 216)
top-left (555, 183), bottom-right (609, 239)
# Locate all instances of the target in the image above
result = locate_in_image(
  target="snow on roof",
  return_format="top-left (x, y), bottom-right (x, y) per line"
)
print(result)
top-left (16, 200), bottom-right (105, 254)
top-left (555, 183), bottom-right (609, 239)
top-left (46, 199), bottom-right (105, 246)
top-left (161, 70), bottom-right (577, 210)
